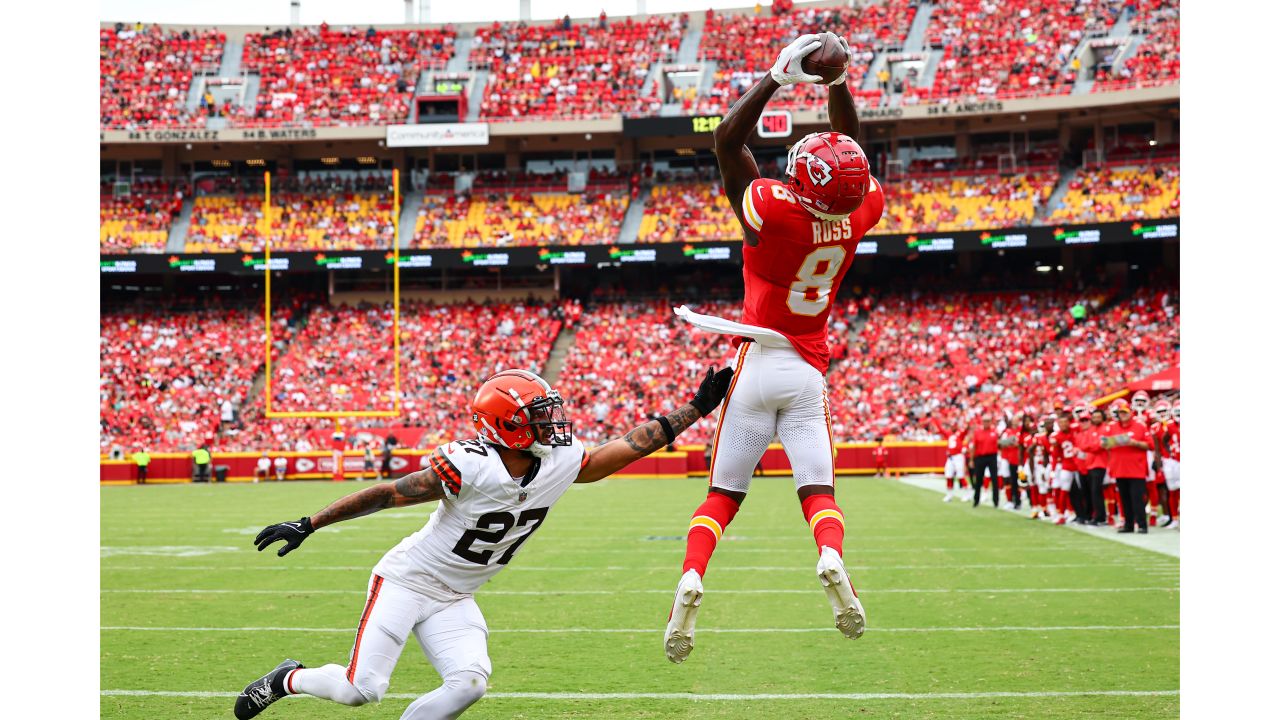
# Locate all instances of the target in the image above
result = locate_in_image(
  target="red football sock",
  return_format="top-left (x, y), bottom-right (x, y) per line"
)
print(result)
top-left (1169, 489), bottom-right (1179, 519)
top-left (1004, 484), bottom-right (1013, 502)
top-left (682, 492), bottom-right (741, 578)
top-left (800, 493), bottom-right (846, 556)
top-left (946, 477), bottom-right (954, 490)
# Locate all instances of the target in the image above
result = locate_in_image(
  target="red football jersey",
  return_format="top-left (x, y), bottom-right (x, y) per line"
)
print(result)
top-left (999, 428), bottom-right (1020, 463)
top-left (739, 176), bottom-right (885, 373)
top-left (1160, 422), bottom-right (1180, 461)
top-left (947, 433), bottom-right (964, 454)
top-left (1048, 430), bottom-right (1065, 466)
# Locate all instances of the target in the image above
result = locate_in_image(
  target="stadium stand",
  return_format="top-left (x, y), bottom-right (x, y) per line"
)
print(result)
top-left (470, 15), bottom-right (682, 119)
top-left (234, 300), bottom-right (564, 451)
top-left (100, 24), bottom-right (226, 129)
top-left (556, 299), bottom-right (740, 447)
top-left (825, 289), bottom-right (1075, 440)
top-left (1046, 163), bottom-right (1179, 224)
top-left (906, 0), bottom-right (1126, 104)
top-left (1093, 0), bottom-right (1180, 92)
top-left (696, 2), bottom-right (915, 114)
top-left (235, 24), bottom-right (456, 127)
top-left (638, 182), bottom-right (739, 243)
top-left (969, 284), bottom-right (1179, 414)
top-left (872, 172), bottom-right (1059, 234)
top-left (100, 303), bottom-right (296, 453)
top-left (185, 174), bottom-right (396, 253)
top-left (100, 179), bottom-right (188, 254)
top-left (413, 189), bottom-right (629, 248)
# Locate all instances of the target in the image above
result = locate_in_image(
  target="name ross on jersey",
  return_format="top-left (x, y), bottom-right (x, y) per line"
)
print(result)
top-left (812, 217), bottom-right (854, 245)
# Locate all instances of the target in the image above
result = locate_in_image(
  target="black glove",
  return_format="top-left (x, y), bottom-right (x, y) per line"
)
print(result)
top-left (691, 366), bottom-right (735, 417)
top-left (254, 516), bottom-right (314, 557)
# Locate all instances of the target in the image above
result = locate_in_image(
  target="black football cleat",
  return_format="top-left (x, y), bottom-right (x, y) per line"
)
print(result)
top-left (234, 659), bottom-right (303, 719)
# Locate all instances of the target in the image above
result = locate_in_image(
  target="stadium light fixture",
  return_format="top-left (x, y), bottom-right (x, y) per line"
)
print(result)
top-left (1149, 140), bottom-right (1158, 146)
top-left (1036, 266), bottom-right (1051, 273)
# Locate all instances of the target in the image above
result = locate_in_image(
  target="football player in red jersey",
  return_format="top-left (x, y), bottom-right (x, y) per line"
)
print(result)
top-left (1153, 400), bottom-right (1180, 528)
top-left (943, 427), bottom-right (968, 502)
top-left (1130, 390), bottom-right (1164, 526)
top-left (666, 34), bottom-right (883, 663)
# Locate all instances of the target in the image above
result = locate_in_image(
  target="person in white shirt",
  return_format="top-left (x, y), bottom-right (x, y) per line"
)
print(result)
top-left (234, 367), bottom-right (732, 720)
top-left (254, 452), bottom-right (271, 483)
top-left (274, 455), bottom-right (288, 482)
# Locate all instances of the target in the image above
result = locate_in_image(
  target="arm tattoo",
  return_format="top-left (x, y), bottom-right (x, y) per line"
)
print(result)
top-left (310, 468), bottom-right (444, 529)
top-left (623, 404), bottom-right (702, 454)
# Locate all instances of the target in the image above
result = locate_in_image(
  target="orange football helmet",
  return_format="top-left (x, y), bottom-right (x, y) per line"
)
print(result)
top-left (471, 369), bottom-right (572, 450)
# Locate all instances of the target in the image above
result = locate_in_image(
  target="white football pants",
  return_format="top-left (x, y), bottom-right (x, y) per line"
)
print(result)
top-left (291, 573), bottom-right (491, 719)
top-left (706, 340), bottom-right (835, 494)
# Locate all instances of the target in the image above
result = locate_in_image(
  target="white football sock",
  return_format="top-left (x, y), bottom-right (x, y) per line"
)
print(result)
top-left (289, 664), bottom-right (368, 706)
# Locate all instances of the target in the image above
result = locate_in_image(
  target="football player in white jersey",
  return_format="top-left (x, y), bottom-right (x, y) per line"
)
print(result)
top-left (234, 367), bottom-right (733, 720)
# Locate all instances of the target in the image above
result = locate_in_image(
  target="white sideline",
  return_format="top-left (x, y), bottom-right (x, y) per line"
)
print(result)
top-left (896, 474), bottom-right (1181, 558)
top-left (101, 689), bottom-right (1179, 701)
top-left (101, 624), bottom-right (1179, 634)
top-left (101, 586), bottom-right (1178, 595)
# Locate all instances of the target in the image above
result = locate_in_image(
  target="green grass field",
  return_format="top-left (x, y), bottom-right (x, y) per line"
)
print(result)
top-left (101, 476), bottom-right (1179, 719)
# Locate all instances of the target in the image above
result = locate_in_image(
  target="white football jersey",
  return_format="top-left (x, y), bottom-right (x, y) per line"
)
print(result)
top-left (373, 437), bottom-right (588, 595)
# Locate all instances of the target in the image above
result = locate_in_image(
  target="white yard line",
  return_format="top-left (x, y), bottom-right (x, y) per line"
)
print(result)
top-left (101, 624), bottom-right (1179, 634)
top-left (896, 475), bottom-right (1181, 558)
top-left (101, 586), bottom-right (1177, 596)
top-left (101, 688), bottom-right (1179, 701)
top-left (100, 561), bottom-right (1175, 572)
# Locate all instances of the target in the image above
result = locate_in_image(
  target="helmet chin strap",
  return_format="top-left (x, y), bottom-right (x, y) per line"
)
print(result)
top-left (528, 442), bottom-right (554, 460)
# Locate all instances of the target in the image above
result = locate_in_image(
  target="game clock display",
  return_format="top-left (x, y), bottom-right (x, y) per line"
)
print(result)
top-left (757, 110), bottom-right (792, 138)
top-left (623, 115), bottom-right (725, 137)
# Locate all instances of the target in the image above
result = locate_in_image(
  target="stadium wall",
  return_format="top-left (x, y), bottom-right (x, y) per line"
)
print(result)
top-left (99, 442), bottom-right (946, 483)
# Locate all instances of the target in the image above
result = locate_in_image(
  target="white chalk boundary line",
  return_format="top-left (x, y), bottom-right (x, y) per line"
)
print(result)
top-left (101, 689), bottom-right (1179, 701)
top-left (100, 561), bottom-right (1176, 572)
top-left (101, 624), bottom-right (1179, 634)
top-left (101, 586), bottom-right (1178, 596)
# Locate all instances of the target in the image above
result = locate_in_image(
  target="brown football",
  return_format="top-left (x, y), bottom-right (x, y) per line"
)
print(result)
top-left (800, 32), bottom-right (849, 85)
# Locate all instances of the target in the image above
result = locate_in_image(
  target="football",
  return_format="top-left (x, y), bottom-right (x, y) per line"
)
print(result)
top-left (801, 32), bottom-right (849, 84)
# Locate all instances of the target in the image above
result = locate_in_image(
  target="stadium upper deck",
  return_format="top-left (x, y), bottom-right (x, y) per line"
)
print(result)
top-left (100, 0), bottom-right (1179, 131)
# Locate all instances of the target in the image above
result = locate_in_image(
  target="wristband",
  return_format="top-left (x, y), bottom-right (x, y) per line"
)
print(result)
top-left (657, 416), bottom-right (675, 445)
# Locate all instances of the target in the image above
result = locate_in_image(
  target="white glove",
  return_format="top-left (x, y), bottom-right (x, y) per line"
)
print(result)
top-left (769, 34), bottom-right (824, 86)
top-left (824, 36), bottom-right (853, 86)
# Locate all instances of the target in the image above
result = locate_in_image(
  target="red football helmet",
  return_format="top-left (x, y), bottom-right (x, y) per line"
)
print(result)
top-left (1153, 399), bottom-right (1172, 422)
top-left (1130, 390), bottom-right (1150, 412)
top-left (471, 369), bottom-right (572, 450)
top-left (785, 131), bottom-right (870, 221)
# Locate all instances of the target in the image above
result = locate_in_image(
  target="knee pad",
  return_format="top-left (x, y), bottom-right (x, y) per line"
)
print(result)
top-left (349, 669), bottom-right (389, 705)
top-left (445, 670), bottom-right (488, 707)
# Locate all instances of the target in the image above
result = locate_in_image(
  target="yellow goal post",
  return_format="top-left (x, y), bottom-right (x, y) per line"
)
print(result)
top-left (261, 169), bottom-right (402, 420)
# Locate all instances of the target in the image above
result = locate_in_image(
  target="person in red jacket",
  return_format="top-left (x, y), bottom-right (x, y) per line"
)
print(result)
top-left (998, 414), bottom-right (1023, 509)
top-left (1103, 398), bottom-right (1154, 533)
top-left (969, 415), bottom-right (1000, 508)
top-left (1074, 405), bottom-right (1108, 525)
top-left (872, 437), bottom-right (890, 478)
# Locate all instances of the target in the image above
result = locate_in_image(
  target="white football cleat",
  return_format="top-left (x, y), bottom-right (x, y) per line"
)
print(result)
top-left (664, 569), bottom-right (704, 664)
top-left (816, 546), bottom-right (866, 640)
top-left (943, 492), bottom-right (952, 502)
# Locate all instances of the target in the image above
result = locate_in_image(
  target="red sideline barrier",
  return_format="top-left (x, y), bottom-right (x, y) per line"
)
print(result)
top-left (101, 443), bottom-right (945, 484)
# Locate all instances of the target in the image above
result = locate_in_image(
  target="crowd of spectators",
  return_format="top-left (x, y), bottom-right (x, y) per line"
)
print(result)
top-left (966, 284), bottom-right (1178, 415)
top-left (100, 23), bottom-right (226, 130)
top-left (695, 2), bottom-right (914, 115)
top-left (470, 14), bottom-right (682, 119)
top-left (638, 182), bottom-right (740, 243)
top-left (185, 173), bottom-right (396, 252)
top-left (234, 299), bottom-right (569, 451)
top-left (100, 302), bottom-right (295, 453)
top-left (413, 190), bottom-right (628, 248)
top-left (1046, 163), bottom-right (1179, 224)
top-left (234, 24), bottom-right (456, 127)
top-left (1093, 0), bottom-right (1179, 92)
top-left (556, 299), bottom-right (743, 447)
top-left (826, 289), bottom-right (1077, 440)
top-left (873, 172), bottom-right (1059, 234)
top-left (909, 0), bottom-right (1126, 104)
top-left (100, 179), bottom-right (188, 253)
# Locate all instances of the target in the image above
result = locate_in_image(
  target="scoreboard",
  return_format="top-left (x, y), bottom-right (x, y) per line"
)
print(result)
top-left (622, 115), bottom-right (724, 137)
